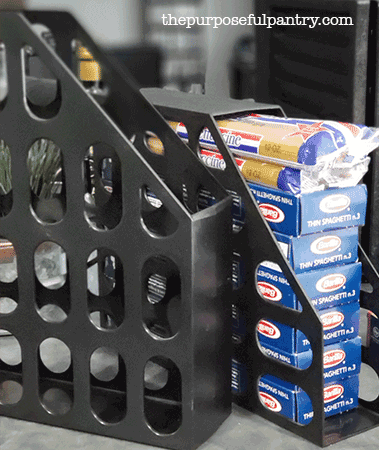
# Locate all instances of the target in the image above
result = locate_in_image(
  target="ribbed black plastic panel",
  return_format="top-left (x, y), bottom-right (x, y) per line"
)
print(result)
top-left (255, 0), bottom-right (370, 123)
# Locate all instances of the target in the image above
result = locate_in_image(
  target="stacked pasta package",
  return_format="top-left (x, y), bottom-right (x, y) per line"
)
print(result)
top-left (162, 114), bottom-right (379, 424)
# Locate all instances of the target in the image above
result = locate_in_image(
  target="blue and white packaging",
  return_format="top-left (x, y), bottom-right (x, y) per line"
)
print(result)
top-left (249, 183), bottom-right (367, 236)
top-left (197, 184), bottom-right (367, 237)
top-left (256, 262), bottom-right (362, 311)
top-left (257, 301), bottom-right (360, 353)
top-left (271, 227), bottom-right (359, 274)
top-left (258, 374), bottom-right (359, 424)
top-left (260, 336), bottom-right (361, 383)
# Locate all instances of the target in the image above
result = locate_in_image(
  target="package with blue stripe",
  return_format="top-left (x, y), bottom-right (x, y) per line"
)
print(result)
top-left (269, 228), bottom-right (359, 274)
top-left (258, 374), bottom-right (359, 424)
top-left (256, 262), bottom-right (362, 311)
top-left (232, 360), bottom-right (359, 422)
top-left (147, 115), bottom-right (379, 193)
top-left (249, 183), bottom-right (367, 236)
top-left (260, 336), bottom-right (361, 383)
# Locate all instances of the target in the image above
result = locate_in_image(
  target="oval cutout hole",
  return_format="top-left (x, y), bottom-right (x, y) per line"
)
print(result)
top-left (83, 144), bottom-right (122, 231)
top-left (141, 186), bottom-right (179, 237)
top-left (39, 338), bottom-right (71, 374)
top-left (0, 331), bottom-right (21, 366)
top-left (38, 304), bottom-right (67, 324)
top-left (0, 380), bottom-right (22, 405)
top-left (41, 387), bottom-right (73, 416)
top-left (144, 356), bottom-right (182, 434)
top-left (90, 349), bottom-right (126, 424)
top-left (0, 239), bottom-right (17, 283)
top-left (143, 257), bottom-right (181, 339)
top-left (28, 139), bottom-right (66, 223)
top-left (0, 42), bottom-right (8, 110)
top-left (35, 242), bottom-right (67, 290)
top-left (90, 347), bottom-right (119, 382)
top-left (22, 32), bottom-right (61, 119)
top-left (259, 374), bottom-right (313, 424)
top-left (145, 131), bottom-right (164, 156)
top-left (0, 297), bottom-right (17, 315)
top-left (87, 249), bottom-right (124, 330)
top-left (359, 363), bottom-right (379, 402)
top-left (0, 140), bottom-right (12, 217)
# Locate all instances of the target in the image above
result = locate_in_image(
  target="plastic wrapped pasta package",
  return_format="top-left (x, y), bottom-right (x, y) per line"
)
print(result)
top-left (155, 116), bottom-right (379, 194)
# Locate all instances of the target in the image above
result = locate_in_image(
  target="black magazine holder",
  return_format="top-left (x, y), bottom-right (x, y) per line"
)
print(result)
top-left (0, 11), bottom-right (234, 450)
top-left (142, 87), bottom-right (379, 447)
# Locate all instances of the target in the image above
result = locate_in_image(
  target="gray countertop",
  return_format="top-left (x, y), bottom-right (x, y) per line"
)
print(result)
top-left (1, 403), bottom-right (379, 450)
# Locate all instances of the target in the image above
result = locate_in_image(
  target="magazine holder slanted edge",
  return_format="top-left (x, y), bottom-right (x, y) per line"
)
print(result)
top-left (0, 11), bottom-right (233, 450)
top-left (142, 87), bottom-right (379, 447)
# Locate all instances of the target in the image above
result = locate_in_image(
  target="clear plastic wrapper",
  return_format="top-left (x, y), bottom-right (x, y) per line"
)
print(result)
top-left (163, 116), bottom-right (379, 193)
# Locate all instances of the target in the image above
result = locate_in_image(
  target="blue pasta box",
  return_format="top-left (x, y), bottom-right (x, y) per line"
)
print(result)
top-left (197, 184), bottom-right (367, 236)
top-left (258, 374), bottom-right (359, 424)
top-left (260, 336), bottom-right (361, 383)
top-left (248, 183), bottom-right (367, 237)
top-left (232, 301), bottom-right (360, 351)
top-left (272, 227), bottom-right (359, 274)
top-left (256, 262), bottom-right (362, 311)
top-left (231, 361), bottom-right (359, 422)
top-left (256, 301), bottom-right (360, 353)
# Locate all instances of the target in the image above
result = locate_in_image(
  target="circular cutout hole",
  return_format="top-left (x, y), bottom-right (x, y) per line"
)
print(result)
top-left (0, 331), bottom-right (21, 366)
top-left (0, 380), bottom-right (22, 405)
top-left (35, 242), bottom-right (67, 290)
top-left (0, 239), bottom-right (17, 283)
top-left (90, 347), bottom-right (119, 382)
top-left (41, 388), bottom-right (72, 415)
top-left (0, 297), bottom-right (17, 314)
top-left (39, 338), bottom-right (71, 373)
top-left (359, 363), bottom-right (379, 402)
top-left (38, 304), bottom-right (67, 323)
top-left (147, 274), bottom-right (167, 304)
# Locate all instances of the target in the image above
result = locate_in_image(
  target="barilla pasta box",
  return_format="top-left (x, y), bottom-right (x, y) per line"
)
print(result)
top-left (258, 374), bottom-right (359, 424)
top-left (256, 262), bottom-right (362, 311)
top-left (256, 301), bottom-right (360, 353)
top-left (272, 227), bottom-right (359, 274)
top-left (249, 183), bottom-right (367, 237)
top-left (260, 336), bottom-right (361, 384)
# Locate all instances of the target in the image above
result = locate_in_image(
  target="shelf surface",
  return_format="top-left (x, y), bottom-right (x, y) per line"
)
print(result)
top-left (1, 404), bottom-right (379, 450)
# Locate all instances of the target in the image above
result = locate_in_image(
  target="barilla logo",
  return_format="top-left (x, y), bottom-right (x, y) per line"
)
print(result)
top-left (321, 311), bottom-right (344, 330)
top-left (258, 282), bottom-right (282, 302)
top-left (310, 235), bottom-right (341, 255)
top-left (324, 349), bottom-right (346, 368)
top-left (259, 392), bottom-right (282, 412)
top-left (258, 320), bottom-right (281, 339)
top-left (319, 194), bottom-right (351, 214)
top-left (316, 274), bottom-right (346, 293)
top-left (324, 384), bottom-right (344, 403)
top-left (259, 203), bottom-right (285, 223)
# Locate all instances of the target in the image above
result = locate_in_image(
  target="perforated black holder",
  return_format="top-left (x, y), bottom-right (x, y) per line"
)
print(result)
top-left (0, 11), bottom-right (234, 450)
top-left (142, 87), bottom-right (379, 447)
